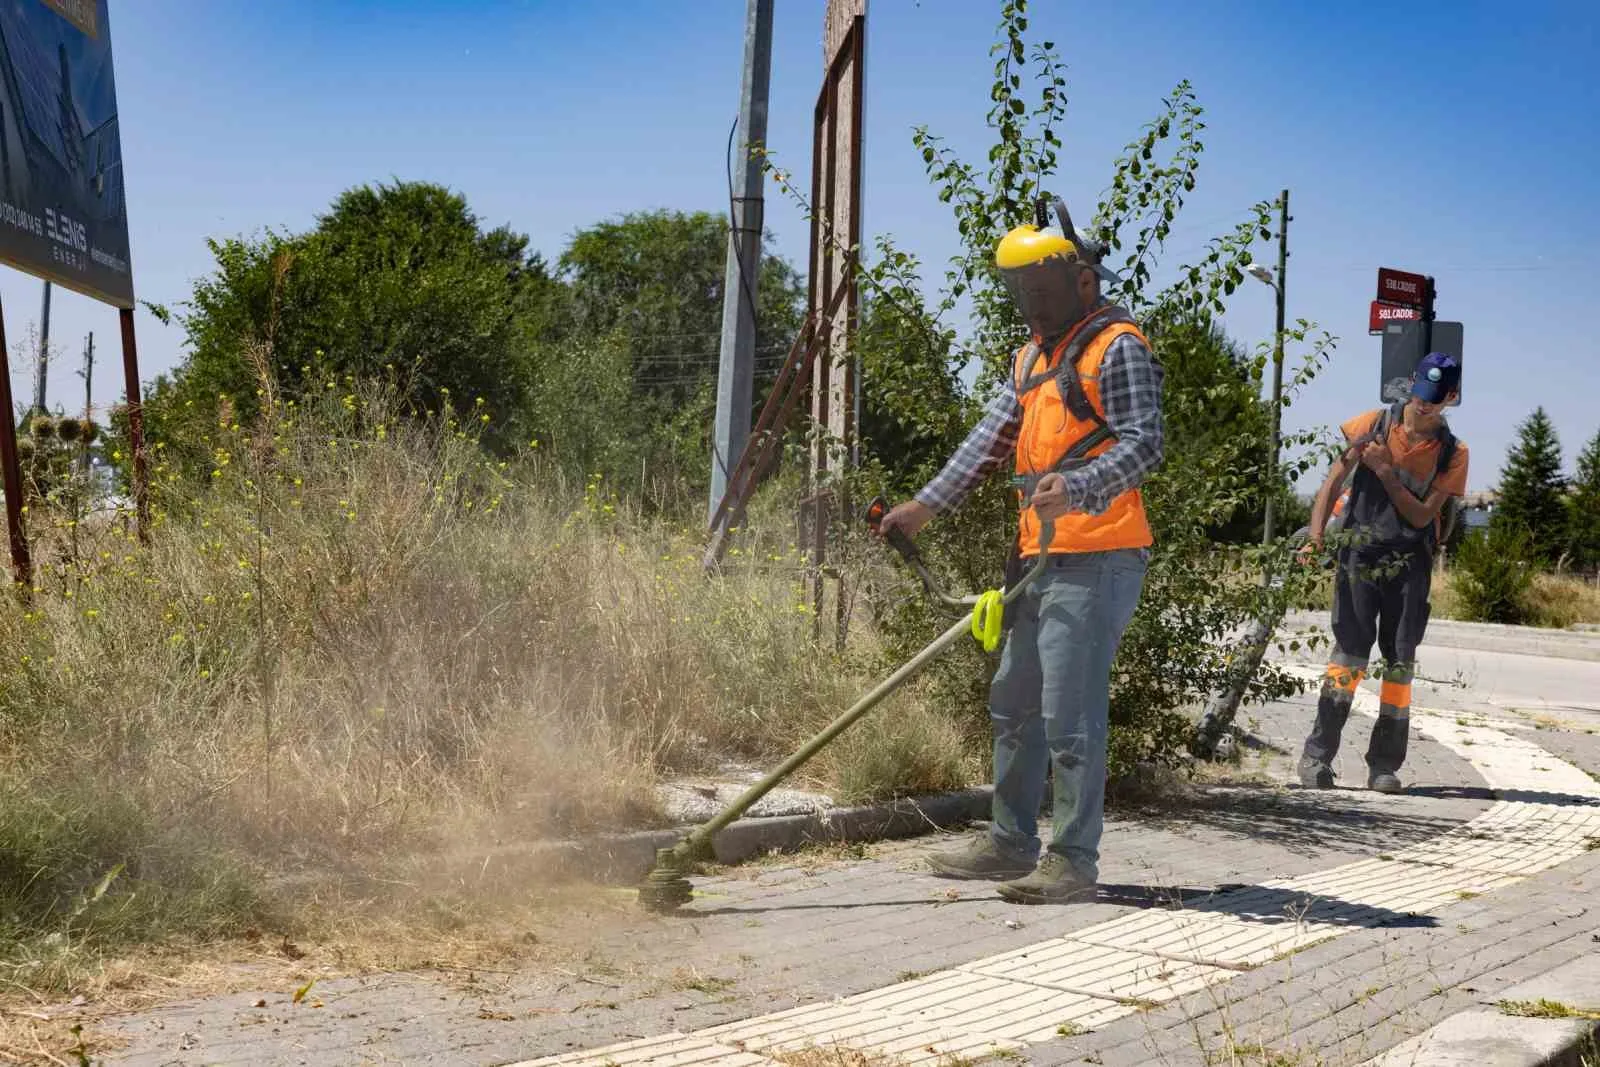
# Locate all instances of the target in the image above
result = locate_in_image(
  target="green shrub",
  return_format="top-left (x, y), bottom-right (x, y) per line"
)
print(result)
top-left (778, 0), bottom-right (1334, 779)
top-left (1451, 524), bottom-right (1537, 623)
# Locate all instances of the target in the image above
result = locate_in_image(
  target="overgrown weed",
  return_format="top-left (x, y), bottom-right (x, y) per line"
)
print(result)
top-left (0, 381), bottom-right (969, 1001)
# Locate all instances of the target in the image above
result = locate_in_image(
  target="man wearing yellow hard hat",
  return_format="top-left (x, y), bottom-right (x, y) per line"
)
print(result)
top-left (878, 196), bottom-right (1164, 904)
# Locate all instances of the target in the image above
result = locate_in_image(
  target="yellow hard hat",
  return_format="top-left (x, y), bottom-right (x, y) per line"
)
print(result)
top-left (995, 224), bottom-right (1078, 270)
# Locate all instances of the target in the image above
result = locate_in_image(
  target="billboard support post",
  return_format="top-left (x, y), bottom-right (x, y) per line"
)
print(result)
top-left (0, 293), bottom-right (30, 586)
top-left (0, 0), bottom-right (141, 566)
top-left (118, 307), bottom-right (147, 540)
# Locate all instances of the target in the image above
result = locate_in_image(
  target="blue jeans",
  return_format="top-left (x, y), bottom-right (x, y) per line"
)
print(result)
top-left (987, 548), bottom-right (1147, 882)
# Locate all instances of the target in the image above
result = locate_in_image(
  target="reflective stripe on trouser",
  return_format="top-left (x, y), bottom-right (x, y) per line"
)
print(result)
top-left (986, 548), bottom-right (1146, 884)
top-left (1367, 664), bottom-right (1414, 775)
top-left (1303, 656), bottom-right (1367, 766)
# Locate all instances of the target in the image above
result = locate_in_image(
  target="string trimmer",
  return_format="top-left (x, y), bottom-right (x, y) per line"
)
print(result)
top-left (637, 500), bottom-right (1054, 913)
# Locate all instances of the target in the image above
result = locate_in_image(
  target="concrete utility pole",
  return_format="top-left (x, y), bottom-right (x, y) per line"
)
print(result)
top-left (708, 0), bottom-right (774, 523)
top-left (34, 280), bottom-right (51, 412)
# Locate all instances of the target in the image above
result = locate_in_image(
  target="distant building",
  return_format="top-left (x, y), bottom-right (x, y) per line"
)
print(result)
top-left (1458, 490), bottom-right (1496, 532)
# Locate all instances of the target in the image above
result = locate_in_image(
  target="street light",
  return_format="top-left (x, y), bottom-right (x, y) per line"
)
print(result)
top-left (1189, 191), bottom-right (1292, 761)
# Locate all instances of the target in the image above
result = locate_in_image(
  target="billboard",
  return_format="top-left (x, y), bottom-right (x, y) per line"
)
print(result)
top-left (0, 0), bottom-right (132, 307)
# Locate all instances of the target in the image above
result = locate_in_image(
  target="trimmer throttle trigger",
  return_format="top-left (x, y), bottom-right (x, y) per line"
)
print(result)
top-left (863, 495), bottom-right (921, 565)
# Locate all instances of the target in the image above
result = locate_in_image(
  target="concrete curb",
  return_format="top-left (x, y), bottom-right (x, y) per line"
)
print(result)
top-left (1363, 945), bottom-right (1600, 1066)
top-left (1366, 1012), bottom-right (1597, 1067)
top-left (470, 787), bottom-right (994, 889)
top-left (1282, 610), bottom-right (1600, 664)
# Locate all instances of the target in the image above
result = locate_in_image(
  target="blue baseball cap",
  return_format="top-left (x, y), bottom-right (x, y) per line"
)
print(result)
top-left (1412, 352), bottom-right (1461, 403)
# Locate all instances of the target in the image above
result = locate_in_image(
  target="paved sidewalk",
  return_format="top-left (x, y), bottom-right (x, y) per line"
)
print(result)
top-left (93, 669), bottom-right (1600, 1067)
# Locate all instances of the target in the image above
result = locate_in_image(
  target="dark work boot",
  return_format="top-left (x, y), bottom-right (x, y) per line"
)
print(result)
top-left (926, 832), bottom-right (1035, 881)
top-left (1298, 754), bottom-right (1336, 789)
top-left (996, 852), bottom-right (1097, 905)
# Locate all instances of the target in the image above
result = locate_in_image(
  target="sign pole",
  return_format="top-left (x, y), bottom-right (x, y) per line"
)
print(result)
top-left (0, 293), bottom-right (31, 586)
top-left (118, 307), bottom-right (149, 541)
top-left (1422, 275), bottom-right (1436, 355)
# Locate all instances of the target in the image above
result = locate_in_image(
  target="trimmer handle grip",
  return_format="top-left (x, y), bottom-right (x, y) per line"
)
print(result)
top-left (864, 495), bottom-right (922, 565)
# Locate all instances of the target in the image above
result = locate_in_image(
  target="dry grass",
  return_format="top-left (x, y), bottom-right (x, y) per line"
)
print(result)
top-left (1520, 572), bottom-right (1600, 628)
top-left (0, 386), bottom-right (976, 1006)
top-left (0, 876), bottom-right (650, 1064)
top-left (1433, 565), bottom-right (1600, 628)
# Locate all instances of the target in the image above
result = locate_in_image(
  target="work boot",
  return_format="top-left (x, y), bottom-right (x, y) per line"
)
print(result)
top-left (996, 852), bottom-right (1096, 905)
top-left (1298, 754), bottom-right (1336, 789)
top-left (926, 833), bottom-right (1035, 881)
top-left (1368, 772), bottom-right (1403, 794)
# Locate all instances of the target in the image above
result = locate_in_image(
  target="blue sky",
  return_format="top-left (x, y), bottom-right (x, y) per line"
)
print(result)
top-left (7, 0), bottom-right (1597, 491)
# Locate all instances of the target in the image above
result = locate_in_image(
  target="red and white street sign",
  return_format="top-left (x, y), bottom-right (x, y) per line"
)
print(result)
top-left (1369, 300), bottom-right (1422, 333)
top-left (1377, 267), bottom-right (1428, 308)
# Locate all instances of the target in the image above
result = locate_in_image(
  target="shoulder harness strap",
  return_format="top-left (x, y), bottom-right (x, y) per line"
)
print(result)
top-left (1012, 306), bottom-right (1141, 497)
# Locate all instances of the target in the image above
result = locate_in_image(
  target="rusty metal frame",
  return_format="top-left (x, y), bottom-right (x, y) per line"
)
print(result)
top-left (703, 7), bottom-right (865, 586)
top-left (702, 284), bottom-right (848, 573)
top-left (805, 12), bottom-right (865, 639)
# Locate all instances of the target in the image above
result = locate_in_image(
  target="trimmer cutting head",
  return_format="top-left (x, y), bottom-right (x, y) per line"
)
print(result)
top-left (637, 846), bottom-right (695, 913)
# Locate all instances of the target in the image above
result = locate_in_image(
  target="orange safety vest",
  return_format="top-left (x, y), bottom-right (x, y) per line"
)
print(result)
top-left (1013, 311), bottom-right (1154, 557)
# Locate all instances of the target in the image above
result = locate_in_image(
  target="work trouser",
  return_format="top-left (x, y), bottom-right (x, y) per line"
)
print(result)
top-left (1303, 543), bottom-right (1432, 776)
top-left (987, 547), bottom-right (1146, 883)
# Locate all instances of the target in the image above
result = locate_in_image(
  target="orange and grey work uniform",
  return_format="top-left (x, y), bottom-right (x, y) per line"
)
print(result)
top-left (1303, 403), bottom-right (1468, 776)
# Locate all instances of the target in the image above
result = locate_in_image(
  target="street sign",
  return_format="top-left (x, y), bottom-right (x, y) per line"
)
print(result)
top-left (1377, 267), bottom-right (1428, 309)
top-left (1369, 301), bottom-right (1421, 333)
top-left (1380, 320), bottom-right (1463, 406)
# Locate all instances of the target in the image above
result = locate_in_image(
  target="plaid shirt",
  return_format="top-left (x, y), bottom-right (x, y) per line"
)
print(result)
top-left (914, 327), bottom-right (1165, 517)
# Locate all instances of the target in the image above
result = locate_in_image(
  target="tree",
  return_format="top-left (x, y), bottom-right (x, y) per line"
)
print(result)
top-left (1149, 317), bottom-right (1309, 544)
top-left (142, 180), bottom-right (558, 469)
top-left (1494, 407), bottom-right (1567, 565)
top-left (534, 210), bottom-right (807, 507)
top-left (556, 210), bottom-right (806, 411)
top-left (1452, 522), bottom-right (1536, 623)
top-left (852, 240), bottom-right (972, 498)
top-left (1567, 428), bottom-right (1600, 573)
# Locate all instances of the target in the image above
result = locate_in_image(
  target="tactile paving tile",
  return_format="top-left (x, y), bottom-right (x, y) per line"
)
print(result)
top-left (1064, 907), bottom-right (1342, 968)
top-left (1392, 830), bottom-right (1592, 876)
top-left (510, 1031), bottom-right (776, 1066)
top-left (959, 937), bottom-right (1234, 1004)
top-left (839, 969), bottom-right (1132, 1042)
top-left (700, 1000), bottom-right (1023, 1064)
top-left (1410, 714), bottom-right (1600, 797)
top-left (1262, 857), bottom-right (1523, 915)
top-left (515, 686), bottom-right (1600, 1067)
